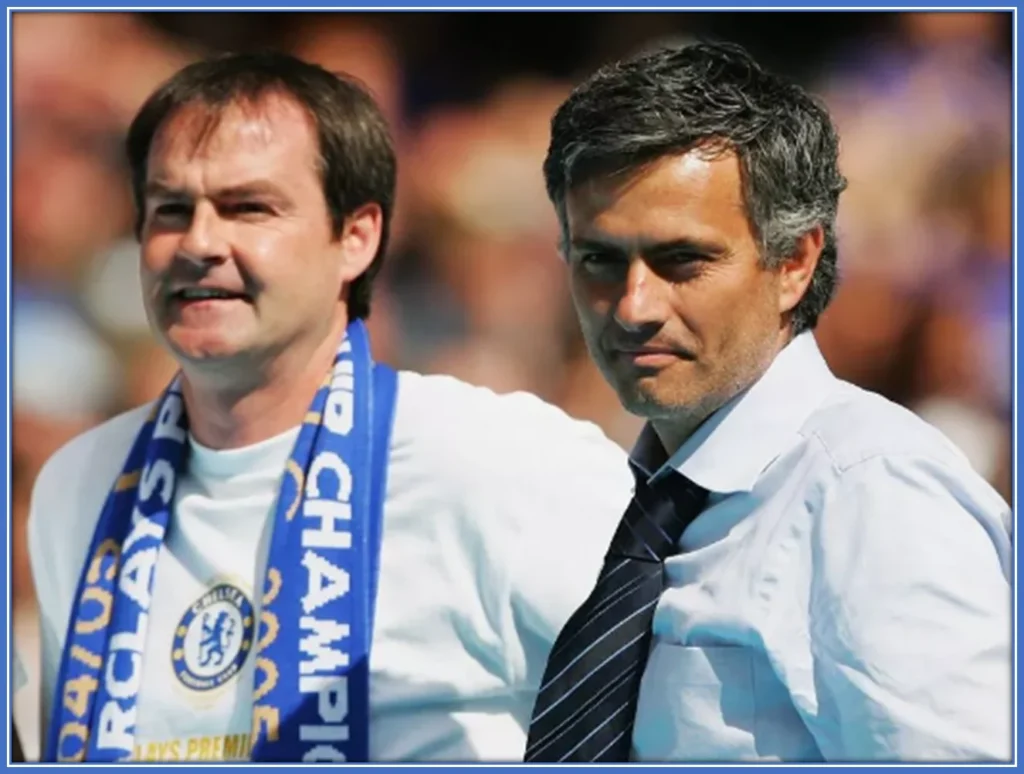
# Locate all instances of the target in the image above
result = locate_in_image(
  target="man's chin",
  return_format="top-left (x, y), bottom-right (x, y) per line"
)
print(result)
top-left (614, 383), bottom-right (681, 420)
top-left (164, 333), bottom-right (249, 366)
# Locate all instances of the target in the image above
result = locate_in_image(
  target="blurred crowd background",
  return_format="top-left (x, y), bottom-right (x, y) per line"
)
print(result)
top-left (10, 11), bottom-right (1013, 757)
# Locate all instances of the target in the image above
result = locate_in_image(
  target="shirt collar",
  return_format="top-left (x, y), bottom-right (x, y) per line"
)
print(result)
top-left (630, 332), bottom-right (836, 495)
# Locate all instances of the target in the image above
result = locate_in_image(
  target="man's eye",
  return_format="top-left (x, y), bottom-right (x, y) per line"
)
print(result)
top-left (225, 202), bottom-right (272, 216)
top-left (154, 203), bottom-right (191, 218)
top-left (577, 252), bottom-right (626, 276)
top-left (578, 251), bottom-right (611, 265)
top-left (661, 252), bottom-right (701, 264)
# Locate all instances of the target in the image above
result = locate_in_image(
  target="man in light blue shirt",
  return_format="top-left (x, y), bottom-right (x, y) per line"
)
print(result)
top-left (524, 41), bottom-right (1012, 762)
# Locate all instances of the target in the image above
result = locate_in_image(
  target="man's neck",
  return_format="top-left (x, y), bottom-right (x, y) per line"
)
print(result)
top-left (181, 319), bottom-right (348, 450)
top-left (650, 399), bottom-right (719, 463)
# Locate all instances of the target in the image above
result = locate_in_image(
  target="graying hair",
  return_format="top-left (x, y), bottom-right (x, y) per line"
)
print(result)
top-left (545, 40), bottom-right (848, 334)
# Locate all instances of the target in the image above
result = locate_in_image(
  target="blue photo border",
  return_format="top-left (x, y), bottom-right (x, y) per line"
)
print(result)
top-left (2, 4), bottom-right (1017, 771)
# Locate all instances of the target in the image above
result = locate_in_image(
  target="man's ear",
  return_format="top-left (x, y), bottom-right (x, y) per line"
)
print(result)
top-left (777, 226), bottom-right (824, 317)
top-left (337, 202), bottom-right (383, 283)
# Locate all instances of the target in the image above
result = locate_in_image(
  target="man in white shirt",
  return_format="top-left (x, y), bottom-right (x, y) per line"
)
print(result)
top-left (27, 51), bottom-right (633, 763)
top-left (525, 41), bottom-right (1012, 763)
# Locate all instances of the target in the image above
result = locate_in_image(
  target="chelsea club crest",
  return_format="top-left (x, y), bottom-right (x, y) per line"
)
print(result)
top-left (172, 583), bottom-right (255, 691)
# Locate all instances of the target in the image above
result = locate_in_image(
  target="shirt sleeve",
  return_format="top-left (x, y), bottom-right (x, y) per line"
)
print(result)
top-left (37, 614), bottom-right (63, 759)
top-left (412, 377), bottom-right (635, 718)
top-left (802, 453), bottom-right (1012, 761)
top-left (498, 401), bottom-right (634, 693)
top-left (26, 435), bottom-right (100, 762)
top-left (27, 459), bottom-right (62, 759)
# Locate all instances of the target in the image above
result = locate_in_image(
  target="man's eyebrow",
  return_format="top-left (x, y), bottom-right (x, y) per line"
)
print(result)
top-left (569, 237), bottom-right (623, 252)
top-left (568, 236), bottom-right (726, 257)
top-left (144, 179), bottom-right (289, 199)
top-left (644, 237), bottom-right (727, 259)
top-left (214, 180), bottom-right (290, 199)
top-left (144, 180), bottom-right (183, 199)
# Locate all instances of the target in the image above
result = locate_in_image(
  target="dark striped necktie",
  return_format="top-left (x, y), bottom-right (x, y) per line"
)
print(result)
top-left (525, 464), bottom-right (708, 762)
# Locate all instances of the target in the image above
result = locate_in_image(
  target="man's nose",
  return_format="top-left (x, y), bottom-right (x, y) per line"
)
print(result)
top-left (613, 259), bottom-right (670, 332)
top-left (177, 201), bottom-right (229, 266)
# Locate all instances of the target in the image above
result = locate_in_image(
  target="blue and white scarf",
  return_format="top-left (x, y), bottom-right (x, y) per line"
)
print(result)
top-left (45, 320), bottom-right (397, 763)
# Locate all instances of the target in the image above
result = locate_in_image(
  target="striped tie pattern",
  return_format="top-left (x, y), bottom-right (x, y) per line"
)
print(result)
top-left (525, 465), bottom-right (708, 762)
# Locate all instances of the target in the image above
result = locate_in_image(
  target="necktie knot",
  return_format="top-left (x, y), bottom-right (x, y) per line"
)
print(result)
top-left (608, 465), bottom-right (709, 563)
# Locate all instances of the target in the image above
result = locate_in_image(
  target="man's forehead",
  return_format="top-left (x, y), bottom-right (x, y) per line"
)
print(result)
top-left (566, 152), bottom-right (745, 226)
top-left (560, 151), bottom-right (752, 256)
top-left (571, 150), bottom-right (741, 204)
top-left (150, 93), bottom-right (316, 160)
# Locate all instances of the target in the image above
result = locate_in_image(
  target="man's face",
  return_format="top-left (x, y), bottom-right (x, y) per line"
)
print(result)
top-left (140, 94), bottom-right (357, 368)
top-left (565, 149), bottom-right (797, 430)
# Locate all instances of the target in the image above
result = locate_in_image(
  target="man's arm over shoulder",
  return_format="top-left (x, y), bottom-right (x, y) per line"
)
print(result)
top-left (800, 448), bottom-right (1011, 762)
top-left (497, 393), bottom-right (633, 655)
top-left (398, 373), bottom-right (634, 687)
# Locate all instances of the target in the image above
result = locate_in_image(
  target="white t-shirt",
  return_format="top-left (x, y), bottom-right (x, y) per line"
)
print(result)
top-left (29, 371), bottom-right (634, 762)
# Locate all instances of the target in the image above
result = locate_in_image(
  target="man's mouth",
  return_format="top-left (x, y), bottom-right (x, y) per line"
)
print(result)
top-left (616, 349), bottom-right (679, 366)
top-left (170, 287), bottom-right (250, 303)
top-left (608, 344), bottom-right (696, 367)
